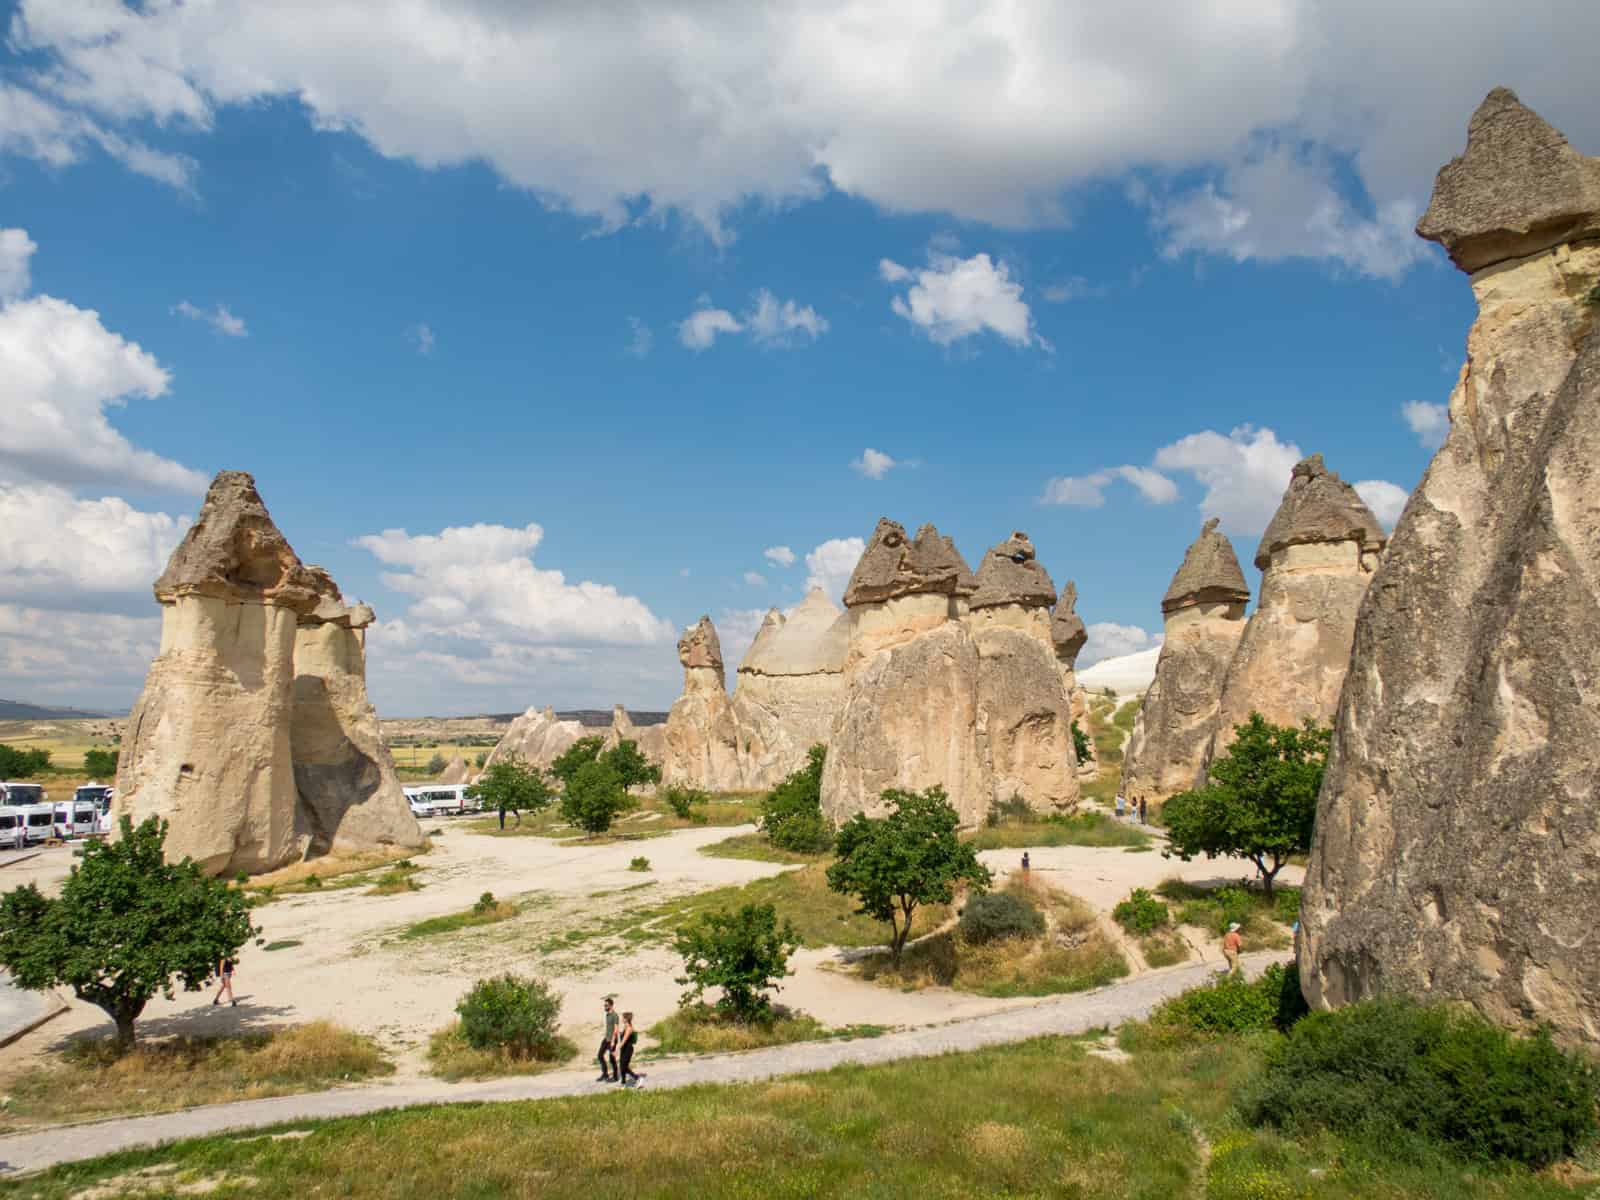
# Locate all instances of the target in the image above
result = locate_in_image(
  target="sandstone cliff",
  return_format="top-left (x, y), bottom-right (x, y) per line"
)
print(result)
top-left (484, 705), bottom-right (587, 770)
top-left (1206, 455), bottom-right (1385, 764)
top-left (1300, 90), bottom-right (1600, 1045)
top-left (1122, 519), bottom-right (1251, 800)
top-left (731, 588), bottom-right (848, 789)
top-left (662, 616), bottom-right (747, 791)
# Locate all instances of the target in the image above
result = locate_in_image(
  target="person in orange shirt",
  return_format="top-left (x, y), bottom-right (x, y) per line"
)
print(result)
top-left (1222, 922), bottom-right (1243, 978)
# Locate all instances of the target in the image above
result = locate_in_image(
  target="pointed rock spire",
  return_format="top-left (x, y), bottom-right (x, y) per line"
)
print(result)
top-left (970, 531), bottom-right (1058, 610)
top-left (677, 616), bottom-right (724, 671)
top-left (1254, 454), bottom-right (1386, 570)
top-left (1050, 582), bottom-right (1087, 664)
top-left (843, 518), bottom-right (977, 606)
top-left (1162, 519), bottom-right (1251, 613)
top-left (155, 470), bottom-right (321, 612)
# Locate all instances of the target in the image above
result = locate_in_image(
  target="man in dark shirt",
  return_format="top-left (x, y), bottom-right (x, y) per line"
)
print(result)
top-left (596, 996), bottom-right (619, 1081)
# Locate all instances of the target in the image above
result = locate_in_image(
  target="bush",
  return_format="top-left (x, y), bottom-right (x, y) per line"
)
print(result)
top-left (1273, 886), bottom-right (1302, 926)
top-left (1070, 720), bottom-right (1092, 763)
top-left (662, 786), bottom-right (710, 822)
top-left (760, 745), bottom-right (834, 854)
top-left (83, 748), bottom-right (118, 778)
top-left (1153, 962), bottom-right (1305, 1037)
top-left (1112, 888), bottom-right (1169, 934)
top-left (673, 902), bottom-right (799, 1022)
top-left (984, 794), bottom-right (1033, 828)
top-left (0, 745), bottom-right (49, 778)
top-left (473, 891), bottom-right (497, 915)
top-left (455, 974), bottom-right (563, 1060)
top-left (629, 856), bottom-right (651, 872)
top-left (1242, 998), bottom-right (1598, 1167)
top-left (559, 760), bottom-right (635, 836)
top-left (426, 753), bottom-right (447, 774)
top-left (1175, 884), bottom-right (1254, 935)
top-left (959, 891), bottom-right (1045, 945)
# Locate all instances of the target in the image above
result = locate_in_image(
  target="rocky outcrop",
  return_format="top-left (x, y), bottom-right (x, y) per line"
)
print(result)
top-left (437, 757), bottom-right (471, 785)
top-left (1206, 455), bottom-right (1385, 763)
top-left (604, 704), bottom-right (665, 765)
top-left (662, 616), bottom-right (747, 791)
top-left (965, 533), bottom-right (1079, 811)
top-left (1122, 519), bottom-right (1251, 800)
top-left (731, 588), bottom-right (848, 788)
top-left (1051, 584), bottom-right (1094, 777)
top-left (484, 705), bottom-right (587, 771)
top-left (117, 471), bottom-right (421, 876)
top-left (1300, 90), bottom-right (1600, 1046)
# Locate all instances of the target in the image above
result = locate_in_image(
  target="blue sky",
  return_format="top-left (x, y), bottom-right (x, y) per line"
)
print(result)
top-left (1, 0), bottom-right (1596, 716)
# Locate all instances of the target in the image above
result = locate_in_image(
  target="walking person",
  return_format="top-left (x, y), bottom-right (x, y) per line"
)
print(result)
top-left (1222, 922), bottom-right (1243, 978)
top-left (595, 996), bottom-right (619, 1082)
top-left (1020, 851), bottom-right (1030, 875)
top-left (211, 955), bottom-right (237, 1007)
top-left (616, 1011), bottom-right (642, 1087)
top-left (1114, 792), bottom-right (1126, 820)
top-left (1138, 796), bottom-right (1148, 825)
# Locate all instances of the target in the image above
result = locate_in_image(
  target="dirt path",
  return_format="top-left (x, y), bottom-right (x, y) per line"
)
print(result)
top-left (0, 951), bottom-right (1287, 1177)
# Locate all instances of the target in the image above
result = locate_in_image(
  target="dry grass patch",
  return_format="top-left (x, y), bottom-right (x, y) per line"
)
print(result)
top-left (697, 832), bottom-right (827, 864)
top-left (859, 875), bottom-right (1127, 997)
top-left (0, 1022), bottom-right (390, 1131)
top-left (400, 893), bottom-right (519, 940)
top-left (425, 1023), bottom-right (578, 1081)
top-left (243, 849), bottom-right (428, 900)
top-left (645, 1005), bottom-right (886, 1056)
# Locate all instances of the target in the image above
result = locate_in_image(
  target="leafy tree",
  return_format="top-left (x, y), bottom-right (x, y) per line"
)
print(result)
top-left (559, 759), bottom-right (635, 836)
top-left (0, 745), bottom-right (50, 778)
top-left (673, 902), bottom-right (799, 1022)
top-left (605, 739), bottom-right (662, 790)
top-left (0, 817), bottom-right (257, 1050)
top-left (456, 973), bottom-right (563, 1060)
top-left (1070, 720), bottom-right (1092, 764)
top-left (425, 753), bottom-right (447, 775)
top-left (759, 745), bottom-right (833, 853)
top-left (466, 755), bottom-right (554, 827)
top-left (549, 736), bottom-right (605, 788)
top-left (827, 786), bottom-right (992, 964)
top-left (83, 748), bottom-right (119, 779)
top-left (662, 785), bottom-right (710, 822)
top-left (1163, 712), bottom-right (1330, 896)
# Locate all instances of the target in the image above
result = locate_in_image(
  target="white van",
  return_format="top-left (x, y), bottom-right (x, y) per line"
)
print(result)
top-left (52, 800), bottom-right (100, 839)
top-left (18, 804), bottom-right (57, 845)
top-left (403, 784), bottom-right (473, 818)
top-left (75, 784), bottom-right (114, 814)
top-left (0, 782), bottom-right (47, 808)
top-left (0, 809), bottom-right (26, 851)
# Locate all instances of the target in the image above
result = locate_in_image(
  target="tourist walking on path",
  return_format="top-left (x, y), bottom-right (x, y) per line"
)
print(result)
top-left (617, 1012), bottom-right (642, 1087)
top-left (1138, 797), bottom-right (1148, 825)
top-left (211, 956), bottom-right (237, 1007)
top-left (1115, 793), bottom-right (1126, 820)
top-left (1222, 923), bottom-right (1243, 978)
top-left (596, 996), bottom-right (619, 1082)
top-left (1021, 851), bottom-right (1030, 875)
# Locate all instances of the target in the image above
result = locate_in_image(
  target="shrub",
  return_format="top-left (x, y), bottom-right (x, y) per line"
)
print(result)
top-left (1153, 962), bottom-right (1306, 1037)
top-left (83, 748), bottom-right (118, 778)
top-left (1070, 720), bottom-right (1092, 763)
top-left (673, 902), bottom-right (799, 1022)
top-left (426, 753), bottom-right (447, 774)
top-left (1176, 884), bottom-right (1254, 935)
top-left (629, 856), bottom-right (651, 872)
top-left (1273, 885), bottom-right (1302, 926)
top-left (959, 891), bottom-right (1045, 945)
top-left (1242, 998), bottom-right (1598, 1167)
top-left (455, 974), bottom-right (563, 1060)
top-left (662, 786), bottom-right (710, 822)
top-left (760, 745), bottom-right (834, 854)
top-left (984, 795), bottom-right (1033, 828)
top-left (559, 759), bottom-right (635, 836)
top-left (473, 891), bottom-right (498, 915)
top-left (1112, 887), bottom-right (1169, 934)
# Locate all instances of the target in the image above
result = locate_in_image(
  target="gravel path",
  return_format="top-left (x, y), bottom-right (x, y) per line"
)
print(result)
top-left (0, 951), bottom-right (1285, 1176)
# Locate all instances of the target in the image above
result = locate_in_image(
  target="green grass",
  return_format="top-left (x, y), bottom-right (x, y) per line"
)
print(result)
top-left (399, 897), bottom-right (520, 940)
top-left (261, 940), bottom-right (302, 952)
top-left (467, 790), bottom-right (764, 840)
top-left (425, 1024), bottom-right (579, 1082)
top-left (1154, 878), bottom-right (1295, 952)
top-left (697, 832), bottom-right (829, 864)
top-left (965, 809), bottom-right (1150, 851)
top-left (645, 1005), bottom-right (887, 1056)
top-left (535, 862), bottom-right (949, 956)
top-left (10, 1029), bottom-right (1585, 1199)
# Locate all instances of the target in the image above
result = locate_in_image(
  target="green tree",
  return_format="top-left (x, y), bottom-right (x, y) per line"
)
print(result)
top-left (827, 786), bottom-right (992, 964)
top-left (549, 736), bottom-right (605, 788)
top-left (604, 739), bottom-right (662, 790)
top-left (1070, 720), bottom-right (1092, 764)
top-left (1163, 712), bottom-right (1330, 896)
top-left (0, 745), bottom-right (50, 777)
top-left (759, 745), bottom-right (833, 853)
top-left (662, 785), bottom-right (710, 822)
top-left (0, 817), bottom-right (257, 1050)
top-left (83, 748), bottom-right (118, 779)
top-left (425, 753), bottom-right (447, 775)
top-left (466, 755), bottom-right (555, 828)
top-left (559, 759), bottom-right (635, 836)
top-left (673, 902), bottom-right (799, 1022)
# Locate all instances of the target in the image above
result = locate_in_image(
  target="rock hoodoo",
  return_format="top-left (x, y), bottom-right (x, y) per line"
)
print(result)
top-left (964, 533), bottom-right (1079, 811)
top-left (1206, 454), bottom-right (1385, 763)
top-left (1050, 583), bottom-right (1094, 776)
top-left (731, 588), bottom-right (848, 789)
top-left (117, 472), bottom-right (421, 876)
top-left (436, 756), bottom-right (471, 785)
top-left (484, 705), bottom-right (587, 771)
top-left (604, 704), bottom-right (666, 764)
top-left (1122, 519), bottom-right (1251, 800)
top-left (1301, 90), bottom-right (1600, 1045)
top-left (662, 615), bottom-right (747, 791)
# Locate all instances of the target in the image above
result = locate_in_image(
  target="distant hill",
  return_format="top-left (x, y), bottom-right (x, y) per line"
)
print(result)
top-left (0, 699), bottom-right (116, 720)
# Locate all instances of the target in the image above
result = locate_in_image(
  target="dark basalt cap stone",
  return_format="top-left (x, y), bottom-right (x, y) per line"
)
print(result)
top-left (1162, 518), bottom-right (1251, 614)
top-left (843, 518), bottom-right (978, 606)
top-left (1051, 581), bottom-right (1088, 663)
top-left (1254, 455), bottom-right (1387, 570)
top-left (970, 531), bottom-right (1057, 610)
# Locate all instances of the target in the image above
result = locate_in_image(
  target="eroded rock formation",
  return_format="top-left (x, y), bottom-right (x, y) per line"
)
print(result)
top-left (605, 704), bottom-right (666, 764)
top-left (965, 533), bottom-right (1079, 811)
top-left (662, 616), bottom-right (747, 791)
top-left (1300, 90), bottom-right (1600, 1045)
top-left (1122, 519), bottom-right (1251, 800)
top-left (484, 705), bottom-right (587, 770)
top-left (731, 588), bottom-right (848, 788)
top-left (436, 756), bottom-right (471, 785)
top-left (1206, 455), bottom-right (1385, 763)
top-left (1051, 583), bottom-right (1094, 777)
top-left (117, 472), bottom-right (421, 875)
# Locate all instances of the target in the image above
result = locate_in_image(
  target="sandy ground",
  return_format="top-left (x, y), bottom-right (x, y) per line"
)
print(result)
top-left (0, 822), bottom-right (1300, 1079)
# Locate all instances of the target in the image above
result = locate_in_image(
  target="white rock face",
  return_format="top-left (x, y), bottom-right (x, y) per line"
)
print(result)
top-left (662, 616), bottom-right (749, 792)
top-left (731, 588), bottom-right (848, 789)
top-left (604, 704), bottom-right (666, 765)
top-left (484, 705), bottom-right (588, 771)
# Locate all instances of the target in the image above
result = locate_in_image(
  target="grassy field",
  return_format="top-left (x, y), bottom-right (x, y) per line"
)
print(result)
top-left (401, 894), bottom-right (521, 939)
top-left (5, 1027), bottom-right (1586, 1199)
top-left (645, 1005), bottom-right (888, 1056)
top-left (243, 850), bottom-right (427, 901)
top-left (965, 808), bottom-right (1150, 852)
top-left (0, 1023), bottom-right (389, 1132)
top-left (467, 791), bottom-right (763, 840)
top-left (697, 832), bottom-right (828, 864)
top-left (425, 1026), bottom-right (579, 1082)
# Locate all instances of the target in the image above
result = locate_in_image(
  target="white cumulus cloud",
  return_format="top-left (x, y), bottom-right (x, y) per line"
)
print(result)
top-left (1354, 479), bottom-right (1410, 529)
top-left (804, 536), bottom-right (867, 603)
top-left (678, 307), bottom-right (744, 351)
top-left (763, 545), bottom-right (796, 567)
top-left (851, 448), bottom-right (901, 480)
top-left (173, 300), bottom-right (247, 337)
top-left (0, 228), bottom-right (38, 301)
top-left (880, 252), bottom-right (1044, 348)
top-left (679, 290), bottom-right (826, 351)
top-left (1079, 622), bottom-right (1159, 668)
top-left (743, 571), bottom-right (767, 586)
top-left (1402, 400), bottom-right (1449, 449)
top-left (1041, 464), bottom-right (1179, 507)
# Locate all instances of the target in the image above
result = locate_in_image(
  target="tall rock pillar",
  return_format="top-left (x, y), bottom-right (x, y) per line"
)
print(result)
top-left (1301, 90), bottom-right (1600, 1045)
top-left (662, 616), bottom-right (746, 791)
top-left (1122, 519), bottom-right (1251, 799)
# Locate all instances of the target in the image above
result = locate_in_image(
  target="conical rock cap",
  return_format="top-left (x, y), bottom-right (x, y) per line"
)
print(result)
top-left (1162, 519), bottom-right (1250, 613)
top-left (970, 532), bottom-right (1057, 610)
top-left (1255, 455), bottom-right (1386, 570)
